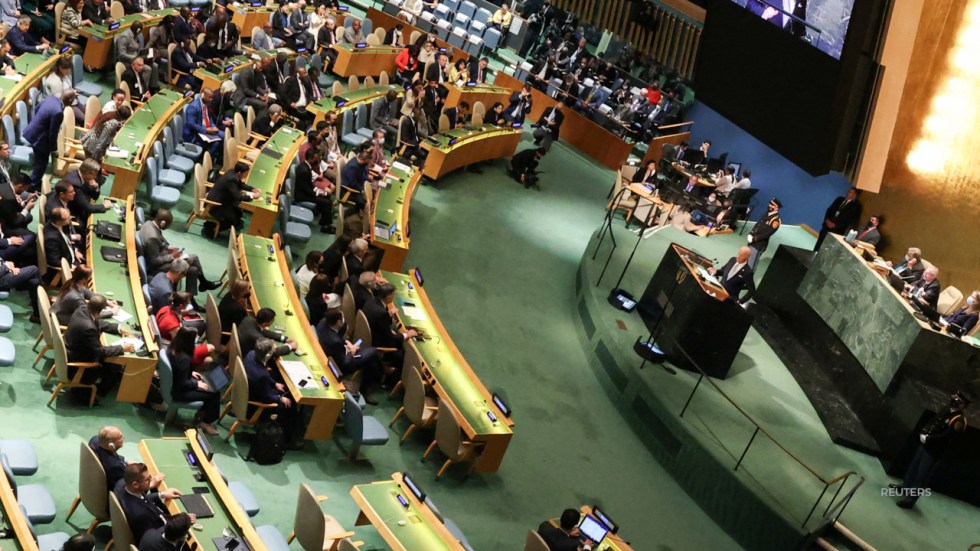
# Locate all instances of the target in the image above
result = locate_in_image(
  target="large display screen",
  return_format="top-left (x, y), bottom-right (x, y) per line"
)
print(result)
top-left (731, 0), bottom-right (857, 59)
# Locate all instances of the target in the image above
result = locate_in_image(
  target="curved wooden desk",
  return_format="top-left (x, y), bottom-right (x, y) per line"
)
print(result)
top-left (104, 89), bottom-right (190, 199)
top-left (193, 48), bottom-right (292, 93)
top-left (139, 430), bottom-right (267, 551)
top-left (0, 52), bottom-right (63, 121)
top-left (383, 270), bottom-right (514, 472)
top-left (78, 9), bottom-right (175, 69)
top-left (242, 126), bottom-right (306, 237)
top-left (88, 195), bottom-right (158, 403)
top-left (444, 83), bottom-right (511, 110)
top-left (237, 233), bottom-right (345, 440)
top-left (371, 162), bottom-right (422, 273)
top-left (333, 43), bottom-right (402, 77)
top-left (306, 84), bottom-right (403, 127)
top-left (420, 124), bottom-right (522, 180)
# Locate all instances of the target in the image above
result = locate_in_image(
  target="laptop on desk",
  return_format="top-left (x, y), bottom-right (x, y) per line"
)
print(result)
top-left (202, 366), bottom-right (230, 393)
top-left (578, 514), bottom-right (609, 546)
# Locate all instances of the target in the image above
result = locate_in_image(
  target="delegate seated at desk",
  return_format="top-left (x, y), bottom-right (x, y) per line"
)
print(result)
top-left (115, 462), bottom-right (195, 545)
top-left (904, 266), bottom-right (941, 310)
top-left (538, 509), bottom-right (595, 551)
top-left (340, 150), bottom-right (376, 209)
top-left (206, 162), bottom-right (260, 236)
top-left (708, 246), bottom-right (756, 306)
top-left (887, 246), bottom-right (924, 283)
top-left (944, 290), bottom-right (980, 335)
top-left (315, 308), bottom-right (384, 404)
top-left (89, 425), bottom-right (165, 492)
top-left (139, 512), bottom-right (193, 551)
top-left (237, 308), bottom-right (297, 357)
top-left (242, 339), bottom-right (303, 448)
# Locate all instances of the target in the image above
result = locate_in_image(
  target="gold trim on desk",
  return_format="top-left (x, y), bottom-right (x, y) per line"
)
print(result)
top-left (0, 459), bottom-right (40, 551)
top-left (107, 94), bottom-right (190, 199)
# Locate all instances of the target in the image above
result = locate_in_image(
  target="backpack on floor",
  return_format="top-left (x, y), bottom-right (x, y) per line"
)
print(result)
top-left (247, 417), bottom-right (285, 465)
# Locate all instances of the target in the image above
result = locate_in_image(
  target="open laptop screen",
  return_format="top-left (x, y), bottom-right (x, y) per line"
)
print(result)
top-left (579, 514), bottom-right (608, 544)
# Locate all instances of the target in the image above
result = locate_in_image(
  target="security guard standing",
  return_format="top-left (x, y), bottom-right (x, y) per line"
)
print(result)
top-left (889, 391), bottom-right (970, 509)
top-left (747, 197), bottom-right (782, 269)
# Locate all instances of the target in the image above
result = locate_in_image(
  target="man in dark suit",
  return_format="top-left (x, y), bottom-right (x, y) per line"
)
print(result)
top-left (0, 233), bottom-right (42, 322)
top-left (347, 267), bottom-right (376, 309)
top-left (504, 84), bottom-right (533, 124)
top-left (468, 56), bottom-right (489, 84)
top-left (88, 426), bottom-right (135, 492)
top-left (138, 512), bottom-right (192, 551)
top-left (0, 218), bottom-right (37, 267)
top-left (0, 169), bottom-right (37, 236)
top-left (280, 67), bottom-right (316, 127)
top-left (62, 159), bottom-right (112, 218)
top-left (6, 16), bottom-right (50, 55)
top-left (205, 162), bottom-right (259, 236)
top-left (230, 57), bottom-right (272, 115)
top-left (815, 187), bottom-right (861, 250)
top-left (363, 283), bottom-right (417, 367)
top-left (173, 7), bottom-right (194, 43)
top-left (854, 214), bottom-right (882, 247)
top-left (424, 52), bottom-right (448, 85)
top-left (315, 308), bottom-right (383, 404)
top-left (538, 509), bottom-right (594, 551)
top-left (890, 247), bottom-right (924, 283)
top-left (398, 110), bottom-right (426, 163)
top-left (905, 266), bottom-right (941, 310)
top-left (140, 210), bottom-right (218, 297)
top-left (171, 38), bottom-right (204, 92)
top-left (370, 90), bottom-right (400, 144)
top-left (183, 88), bottom-right (223, 162)
top-left (251, 104), bottom-right (285, 138)
top-left (147, 260), bottom-right (187, 314)
top-left (533, 102), bottom-right (563, 151)
top-left (295, 148), bottom-right (335, 233)
top-left (442, 101), bottom-right (468, 130)
top-left (122, 57), bottom-right (153, 106)
top-left (237, 308), bottom-right (296, 357)
top-left (65, 295), bottom-right (135, 365)
top-left (42, 207), bottom-right (83, 283)
top-left (509, 147), bottom-right (545, 188)
top-left (205, 7), bottom-right (241, 57)
top-left (23, 91), bottom-right (72, 188)
top-left (709, 247), bottom-right (756, 306)
top-left (115, 463), bottom-right (190, 545)
top-left (82, 0), bottom-right (111, 25)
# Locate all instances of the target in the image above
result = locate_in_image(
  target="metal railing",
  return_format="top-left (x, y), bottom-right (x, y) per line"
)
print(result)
top-left (674, 345), bottom-right (862, 528)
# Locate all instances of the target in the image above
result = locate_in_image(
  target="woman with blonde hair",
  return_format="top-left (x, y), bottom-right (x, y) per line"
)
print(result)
top-left (945, 290), bottom-right (980, 335)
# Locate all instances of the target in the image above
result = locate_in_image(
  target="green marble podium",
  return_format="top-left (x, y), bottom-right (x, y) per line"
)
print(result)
top-left (799, 235), bottom-right (932, 392)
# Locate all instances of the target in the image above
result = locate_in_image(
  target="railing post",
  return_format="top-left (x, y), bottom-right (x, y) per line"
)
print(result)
top-left (679, 373), bottom-right (703, 418)
top-left (734, 426), bottom-right (759, 471)
top-left (823, 476), bottom-right (848, 517)
top-left (802, 483), bottom-right (830, 528)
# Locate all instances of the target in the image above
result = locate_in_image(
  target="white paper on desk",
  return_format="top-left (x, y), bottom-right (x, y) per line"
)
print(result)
top-left (281, 360), bottom-right (314, 387)
top-left (2, 74), bottom-right (23, 82)
top-left (391, 161), bottom-right (411, 172)
top-left (198, 132), bottom-right (222, 144)
top-left (401, 306), bottom-right (427, 321)
top-left (106, 148), bottom-right (130, 158)
top-left (116, 337), bottom-right (145, 351)
top-left (112, 309), bottom-right (134, 323)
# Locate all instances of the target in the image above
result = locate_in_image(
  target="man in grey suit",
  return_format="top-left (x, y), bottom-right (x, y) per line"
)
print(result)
top-left (65, 295), bottom-right (135, 367)
top-left (116, 21), bottom-right (158, 88)
top-left (231, 57), bottom-right (272, 115)
top-left (287, 0), bottom-right (314, 50)
top-left (854, 215), bottom-right (882, 247)
top-left (342, 18), bottom-right (364, 44)
top-left (140, 210), bottom-right (219, 301)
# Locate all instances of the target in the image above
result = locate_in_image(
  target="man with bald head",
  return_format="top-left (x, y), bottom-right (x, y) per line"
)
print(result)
top-left (709, 246), bottom-right (757, 306)
top-left (23, 89), bottom-right (75, 188)
top-left (88, 426), bottom-right (165, 491)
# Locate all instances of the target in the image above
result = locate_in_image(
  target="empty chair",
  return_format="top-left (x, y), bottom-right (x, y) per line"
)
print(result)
top-left (442, 0), bottom-right (459, 13)
top-left (448, 26), bottom-right (467, 49)
top-left (464, 34), bottom-right (483, 57)
top-left (389, 364), bottom-right (438, 443)
top-left (256, 524), bottom-right (291, 551)
top-left (1, 454), bottom-right (57, 524)
top-left (20, 505), bottom-right (71, 551)
top-left (277, 194), bottom-right (313, 243)
top-left (151, 142), bottom-right (188, 189)
top-left (162, 127), bottom-right (196, 173)
top-left (72, 55), bottom-right (102, 98)
top-left (468, 20), bottom-right (486, 37)
top-left (286, 484), bottom-right (355, 551)
top-left (938, 285), bottom-right (964, 314)
top-left (339, 392), bottom-right (389, 461)
top-left (2, 115), bottom-right (33, 167)
top-left (473, 7), bottom-right (492, 25)
top-left (422, 400), bottom-right (478, 478)
top-left (228, 481), bottom-right (261, 517)
top-left (145, 158), bottom-right (182, 210)
top-left (340, 107), bottom-right (368, 149)
top-left (0, 439), bottom-right (38, 475)
top-left (65, 442), bottom-right (109, 533)
top-left (434, 19), bottom-right (452, 40)
top-left (172, 114), bottom-right (204, 160)
top-left (452, 12), bottom-right (470, 29)
top-left (457, 0), bottom-right (476, 19)
top-left (482, 27), bottom-right (502, 50)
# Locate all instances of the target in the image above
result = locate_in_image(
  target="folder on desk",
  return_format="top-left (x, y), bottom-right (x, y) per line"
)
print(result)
top-left (100, 246), bottom-right (127, 263)
top-left (179, 493), bottom-right (215, 518)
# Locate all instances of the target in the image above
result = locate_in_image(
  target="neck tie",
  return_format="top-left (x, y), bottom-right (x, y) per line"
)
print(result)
top-left (202, 102), bottom-right (211, 128)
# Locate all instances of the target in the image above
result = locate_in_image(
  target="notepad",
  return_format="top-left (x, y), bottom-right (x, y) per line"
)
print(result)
top-left (281, 360), bottom-right (315, 388)
top-left (112, 310), bottom-right (133, 323)
top-left (116, 337), bottom-right (145, 352)
top-left (401, 306), bottom-right (427, 321)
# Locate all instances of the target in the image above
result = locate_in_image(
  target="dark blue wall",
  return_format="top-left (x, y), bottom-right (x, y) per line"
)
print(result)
top-left (685, 101), bottom-right (854, 230)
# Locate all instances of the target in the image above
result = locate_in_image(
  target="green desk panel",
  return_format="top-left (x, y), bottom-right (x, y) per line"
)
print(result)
top-left (309, 85), bottom-right (400, 113)
top-left (104, 89), bottom-right (185, 170)
top-left (384, 272), bottom-right (510, 436)
top-left (141, 439), bottom-right (243, 547)
top-left (89, 204), bottom-right (146, 355)
top-left (194, 48), bottom-right (286, 81)
top-left (372, 163), bottom-right (416, 248)
top-left (354, 481), bottom-right (457, 551)
top-left (425, 124), bottom-right (517, 150)
top-left (241, 234), bottom-right (342, 400)
top-left (0, 52), bottom-right (46, 97)
top-left (245, 125), bottom-right (304, 207)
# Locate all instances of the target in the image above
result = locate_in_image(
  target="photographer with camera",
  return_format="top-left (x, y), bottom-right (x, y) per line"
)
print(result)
top-left (509, 147), bottom-right (547, 189)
